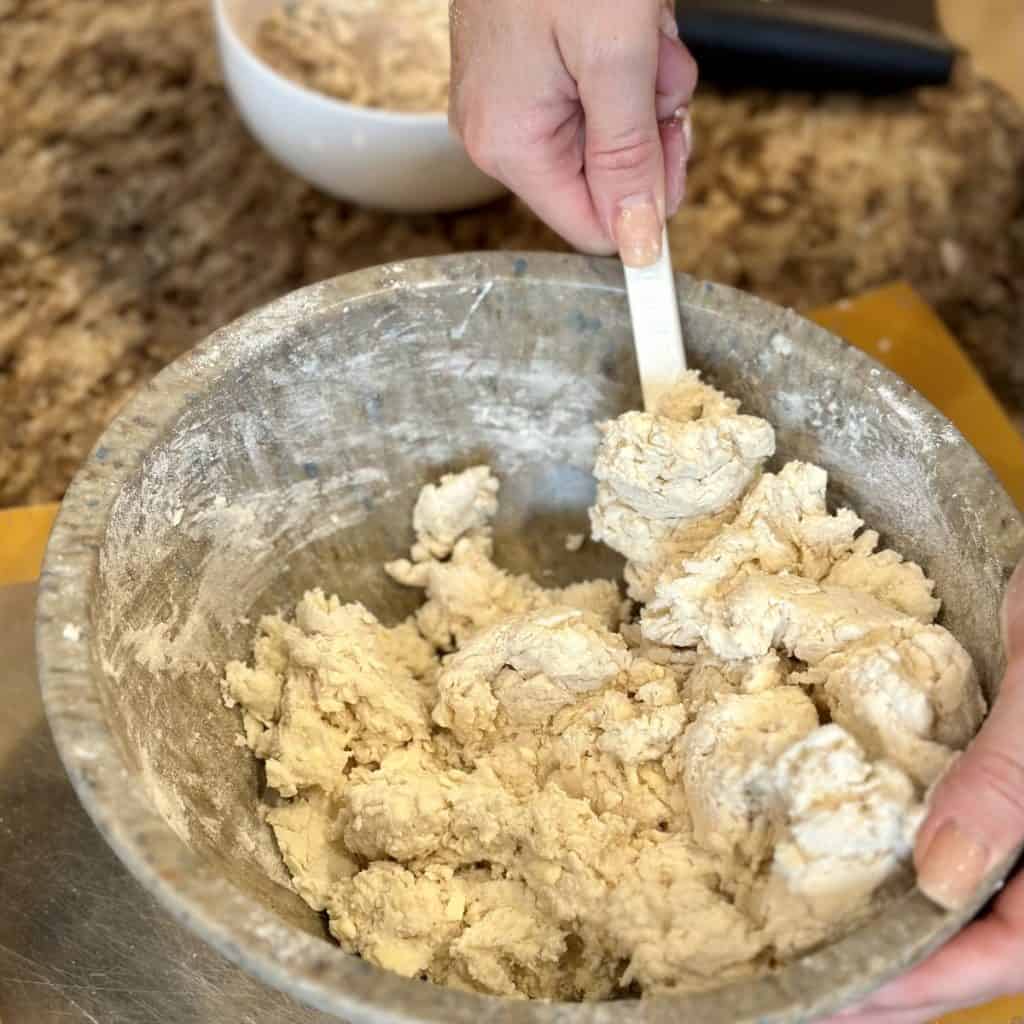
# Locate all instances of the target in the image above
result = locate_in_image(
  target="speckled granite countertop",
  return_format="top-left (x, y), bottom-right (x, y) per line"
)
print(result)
top-left (2, 0), bottom-right (1023, 508)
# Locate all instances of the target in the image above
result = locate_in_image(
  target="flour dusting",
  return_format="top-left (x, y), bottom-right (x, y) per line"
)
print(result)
top-left (221, 371), bottom-right (983, 1000)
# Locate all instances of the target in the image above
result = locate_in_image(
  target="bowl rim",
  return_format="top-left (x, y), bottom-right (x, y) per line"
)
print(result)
top-left (211, 0), bottom-right (452, 127)
top-left (36, 252), bottom-right (1024, 1024)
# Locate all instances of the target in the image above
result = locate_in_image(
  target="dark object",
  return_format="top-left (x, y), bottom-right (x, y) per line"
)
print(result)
top-left (679, 0), bottom-right (957, 92)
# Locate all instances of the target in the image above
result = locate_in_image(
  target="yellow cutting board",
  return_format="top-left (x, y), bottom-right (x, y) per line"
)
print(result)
top-left (812, 283), bottom-right (1024, 511)
top-left (2, 283), bottom-right (1022, 1023)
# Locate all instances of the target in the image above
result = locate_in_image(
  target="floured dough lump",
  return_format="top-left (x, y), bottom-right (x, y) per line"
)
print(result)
top-left (224, 371), bottom-right (984, 1000)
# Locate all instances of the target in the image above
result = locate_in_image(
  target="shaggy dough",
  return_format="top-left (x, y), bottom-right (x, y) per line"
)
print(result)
top-left (677, 685), bottom-right (821, 865)
top-left (799, 626), bottom-right (984, 787)
top-left (641, 459), bottom-right (940, 654)
top-left (224, 372), bottom-right (985, 1000)
top-left (386, 466), bottom-right (627, 651)
top-left (746, 725), bottom-right (925, 955)
top-left (590, 371), bottom-right (775, 601)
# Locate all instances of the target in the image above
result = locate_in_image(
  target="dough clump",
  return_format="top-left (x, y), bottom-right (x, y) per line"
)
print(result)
top-left (225, 372), bottom-right (984, 1000)
top-left (253, 0), bottom-right (451, 114)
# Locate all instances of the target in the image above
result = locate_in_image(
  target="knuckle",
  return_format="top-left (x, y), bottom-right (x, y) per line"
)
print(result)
top-left (458, 115), bottom-right (502, 176)
top-left (587, 133), bottom-right (660, 175)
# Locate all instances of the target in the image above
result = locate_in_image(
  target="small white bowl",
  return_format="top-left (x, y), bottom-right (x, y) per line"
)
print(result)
top-left (212, 0), bottom-right (506, 213)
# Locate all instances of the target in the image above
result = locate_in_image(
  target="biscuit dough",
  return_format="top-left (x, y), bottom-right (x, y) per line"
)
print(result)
top-left (253, 0), bottom-right (451, 114)
top-left (225, 371), bottom-right (985, 1000)
top-left (590, 372), bottom-right (776, 602)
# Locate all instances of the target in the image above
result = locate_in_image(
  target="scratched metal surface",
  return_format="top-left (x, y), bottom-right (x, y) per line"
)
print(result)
top-left (0, 582), bottom-right (334, 1024)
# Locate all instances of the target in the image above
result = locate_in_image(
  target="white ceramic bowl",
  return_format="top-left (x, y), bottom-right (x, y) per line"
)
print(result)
top-left (212, 0), bottom-right (506, 213)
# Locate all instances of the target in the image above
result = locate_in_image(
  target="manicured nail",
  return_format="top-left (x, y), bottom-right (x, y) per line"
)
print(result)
top-left (678, 106), bottom-right (694, 160)
top-left (661, 119), bottom-right (686, 216)
top-left (615, 195), bottom-right (662, 268)
top-left (1000, 560), bottom-right (1024, 659)
top-left (917, 820), bottom-right (990, 911)
top-left (660, 6), bottom-right (680, 39)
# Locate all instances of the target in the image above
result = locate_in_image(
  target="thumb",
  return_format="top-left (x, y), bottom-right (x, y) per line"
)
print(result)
top-left (916, 559), bottom-right (1024, 910)
top-left (1003, 555), bottom-right (1024, 656)
top-left (573, 5), bottom-right (665, 268)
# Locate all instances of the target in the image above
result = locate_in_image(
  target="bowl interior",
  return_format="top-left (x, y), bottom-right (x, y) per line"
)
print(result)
top-left (42, 254), bottom-right (1024, 1023)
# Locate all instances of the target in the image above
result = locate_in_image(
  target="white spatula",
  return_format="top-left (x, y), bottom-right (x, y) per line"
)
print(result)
top-left (622, 226), bottom-right (686, 411)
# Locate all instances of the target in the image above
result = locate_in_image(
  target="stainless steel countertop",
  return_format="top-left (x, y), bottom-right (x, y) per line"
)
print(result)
top-left (0, 583), bottom-right (334, 1023)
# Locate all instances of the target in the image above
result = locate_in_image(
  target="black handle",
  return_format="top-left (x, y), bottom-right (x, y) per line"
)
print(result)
top-left (679, 4), bottom-right (957, 92)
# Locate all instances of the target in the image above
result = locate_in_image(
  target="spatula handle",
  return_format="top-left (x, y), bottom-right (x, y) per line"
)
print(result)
top-left (623, 227), bottom-right (687, 411)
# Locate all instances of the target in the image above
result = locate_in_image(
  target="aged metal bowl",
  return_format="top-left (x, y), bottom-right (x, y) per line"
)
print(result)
top-left (37, 253), bottom-right (1024, 1023)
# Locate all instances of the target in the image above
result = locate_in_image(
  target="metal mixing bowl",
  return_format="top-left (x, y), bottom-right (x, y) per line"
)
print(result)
top-left (37, 253), bottom-right (1024, 1023)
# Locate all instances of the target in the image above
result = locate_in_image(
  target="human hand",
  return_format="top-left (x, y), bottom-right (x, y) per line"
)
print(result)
top-left (826, 562), bottom-right (1024, 1023)
top-left (449, 0), bottom-right (697, 267)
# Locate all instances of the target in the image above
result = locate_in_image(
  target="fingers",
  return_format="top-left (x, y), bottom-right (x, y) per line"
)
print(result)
top-left (830, 574), bottom-right (1024, 1024)
top-left (656, 27), bottom-right (699, 120)
top-left (657, 32), bottom-right (697, 217)
top-left (828, 1005), bottom-right (961, 1024)
top-left (663, 0), bottom-right (679, 48)
top-left (498, 112), bottom-right (616, 256)
top-left (1002, 558), bottom-right (1024, 658)
top-left (449, 0), bottom-right (613, 253)
top-left (874, 904), bottom-right (1024, 1006)
top-left (660, 0), bottom-right (679, 44)
top-left (827, 873), bottom-right (1024, 1022)
top-left (450, 0), bottom-right (697, 258)
top-left (829, 1006), bottom-right (955, 1024)
top-left (573, 5), bottom-right (664, 266)
top-left (661, 117), bottom-right (686, 218)
top-left (661, 110), bottom-right (693, 218)
top-left (568, 4), bottom-right (696, 266)
top-left (914, 560), bottom-right (1024, 911)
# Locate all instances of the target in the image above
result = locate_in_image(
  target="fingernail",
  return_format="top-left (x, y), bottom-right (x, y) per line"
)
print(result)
top-left (662, 119), bottom-right (686, 216)
top-left (615, 195), bottom-right (662, 268)
top-left (916, 820), bottom-right (990, 911)
top-left (1000, 560), bottom-right (1024, 659)
top-left (660, 7), bottom-right (680, 39)
top-left (677, 106), bottom-right (694, 160)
